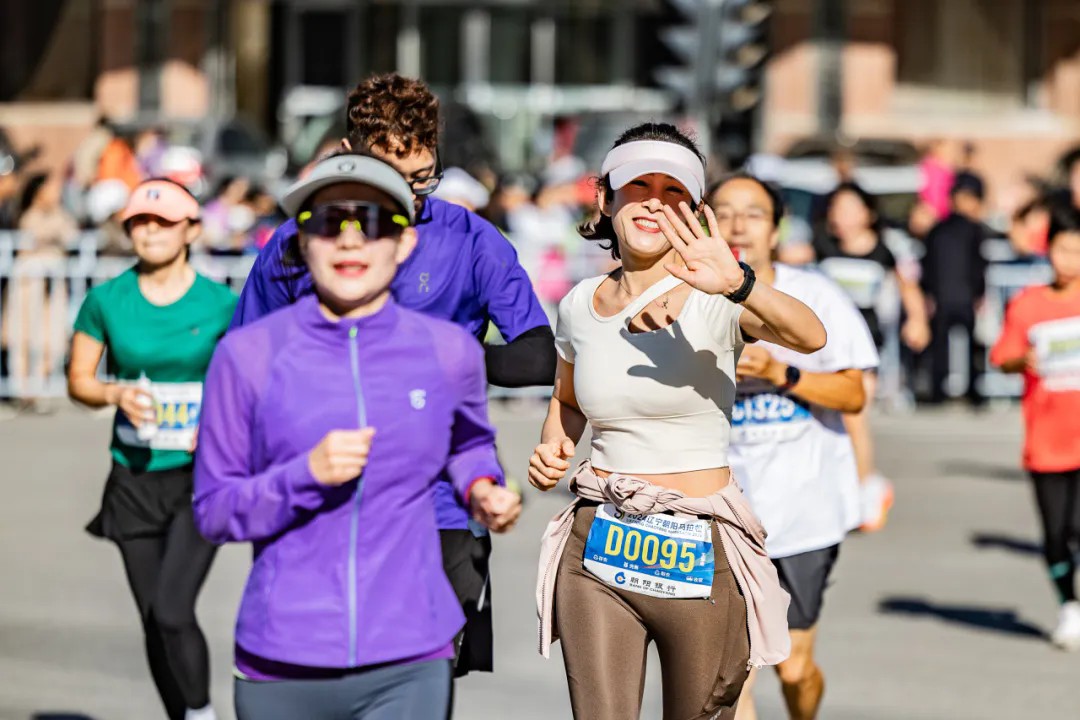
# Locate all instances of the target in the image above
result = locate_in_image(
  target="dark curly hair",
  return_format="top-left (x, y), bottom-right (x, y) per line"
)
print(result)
top-left (346, 73), bottom-right (440, 156)
top-left (579, 122), bottom-right (705, 260)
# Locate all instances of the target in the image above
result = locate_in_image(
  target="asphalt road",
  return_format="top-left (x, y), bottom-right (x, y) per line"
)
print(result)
top-left (2, 403), bottom-right (1079, 719)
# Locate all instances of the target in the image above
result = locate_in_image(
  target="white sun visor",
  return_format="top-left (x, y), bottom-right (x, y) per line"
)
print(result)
top-left (600, 140), bottom-right (706, 203)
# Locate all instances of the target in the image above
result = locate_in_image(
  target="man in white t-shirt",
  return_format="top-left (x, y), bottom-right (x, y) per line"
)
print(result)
top-left (710, 174), bottom-right (879, 720)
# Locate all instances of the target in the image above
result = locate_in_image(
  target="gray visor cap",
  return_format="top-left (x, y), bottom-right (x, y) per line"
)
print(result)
top-left (279, 154), bottom-right (415, 224)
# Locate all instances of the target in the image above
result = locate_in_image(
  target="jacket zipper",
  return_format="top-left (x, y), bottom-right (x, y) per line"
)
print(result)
top-left (347, 326), bottom-right (368, 667)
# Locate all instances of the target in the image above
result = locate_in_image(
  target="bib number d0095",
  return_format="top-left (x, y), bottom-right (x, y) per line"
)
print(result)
top-left (583, 504), bottom-right (713, 600)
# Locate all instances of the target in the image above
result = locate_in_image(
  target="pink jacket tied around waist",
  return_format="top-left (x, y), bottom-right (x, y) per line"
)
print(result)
top-left (536, 461), bottom-right (791, 669)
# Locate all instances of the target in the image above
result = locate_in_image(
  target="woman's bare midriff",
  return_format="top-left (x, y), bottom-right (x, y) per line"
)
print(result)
top-left (590, 466), bottom-right (731, 498)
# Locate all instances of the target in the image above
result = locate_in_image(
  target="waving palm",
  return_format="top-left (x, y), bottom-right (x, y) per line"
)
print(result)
top-left (657, 202), bottom-right (745, 296)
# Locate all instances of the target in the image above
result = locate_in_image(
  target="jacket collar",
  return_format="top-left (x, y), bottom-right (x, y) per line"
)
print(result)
top-left (295, 293), bottom-right (401, 343)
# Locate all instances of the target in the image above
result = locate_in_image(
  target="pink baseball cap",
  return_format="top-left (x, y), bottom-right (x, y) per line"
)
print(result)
top-left (121, 179), bottom-right (201, 224)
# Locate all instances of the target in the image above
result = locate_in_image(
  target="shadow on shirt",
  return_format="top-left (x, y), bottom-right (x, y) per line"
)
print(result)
top-left (618, 320), bottom-right (733, 413)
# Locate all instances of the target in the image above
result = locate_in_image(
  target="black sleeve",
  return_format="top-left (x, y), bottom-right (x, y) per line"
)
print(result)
top-left (483, 324), bottom-right (557, 388)
top-left (972, 223), bottom-right (990, 299)
top-left (920, 224), bottom-right (940, 295)
top-left (875, 240), bottom-right (897, 271)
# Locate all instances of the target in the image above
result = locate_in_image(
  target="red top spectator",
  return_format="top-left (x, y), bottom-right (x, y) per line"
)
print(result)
top-left (991, 204), bottom-right (1080, 472)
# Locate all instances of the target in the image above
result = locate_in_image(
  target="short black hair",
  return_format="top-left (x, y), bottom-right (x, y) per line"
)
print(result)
top-left (951, 171), bottom-right (985, 201)
top-left (1047, 201), bottom-right (1080, 247)
top-left (706, 172), bottom-right (786, 227)
top-left (824, 181), bottom-right (883, 234)
top-left (578, 122), bottom-right (705, 260)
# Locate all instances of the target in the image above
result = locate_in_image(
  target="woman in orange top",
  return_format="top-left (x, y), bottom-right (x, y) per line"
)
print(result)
top-left (98, 134), bottom-right (143, 190)
top-left (991, 202), bottom-right (1080, 651)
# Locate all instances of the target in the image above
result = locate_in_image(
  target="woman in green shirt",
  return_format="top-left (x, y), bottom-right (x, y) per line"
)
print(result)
top-left (68, 178), bottom-right (236, 720)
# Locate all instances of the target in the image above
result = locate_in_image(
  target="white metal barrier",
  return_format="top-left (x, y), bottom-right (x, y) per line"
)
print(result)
top-left (0, 230), bottom-right (1054, 404)
top-left (0, 231), bottom-right (255, 400)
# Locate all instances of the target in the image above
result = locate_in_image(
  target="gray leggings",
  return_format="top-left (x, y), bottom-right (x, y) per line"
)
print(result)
top-left (235, 659), bottom-right (452, 720)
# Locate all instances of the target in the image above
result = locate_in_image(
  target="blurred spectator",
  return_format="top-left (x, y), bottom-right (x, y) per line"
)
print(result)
top-left (134, 126), bottom-right (168, 178)
top-left (72, 117), bottom-right (114, 191)
top-left (1010, 195), bottom-right (1052, 257)
top-left (506, 156), bottom-right (587, 319)
top-left (201, 175), bottom-right (252, 253)
top-left (85, 179), bottom-right (133, 256)
top-left (486, 173), bottom-right (537, 233)
top-left (431, 167), bottom-right (491, 213)
top-left (241, 185), bottom-right (283, 252)
top-left (0, 150), bottom-right (21, 229)
top-left (813, 182), bottom-right (930, 353)
top-left (3, 172), bottom-right (74, 412)
top-left (921, 173), bottom-right (990, 406)
top-left (18, 173), bottom-right (77, 249)
top-left (67, 117), bottom-right (115, 221)
top-left (97, 130), bottom-right (142, 190)
top-left (910, 138), bottom-right (959, 238)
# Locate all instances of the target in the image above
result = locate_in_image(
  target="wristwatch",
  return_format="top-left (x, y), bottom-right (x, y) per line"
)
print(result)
top-left (779, 365), bottom-right (801, 392)
top-left (724, 262), bottom-right (756, 304)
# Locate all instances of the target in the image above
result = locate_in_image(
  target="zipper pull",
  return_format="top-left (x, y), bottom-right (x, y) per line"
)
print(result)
top-left (349, 326), bottom-right (357, 339)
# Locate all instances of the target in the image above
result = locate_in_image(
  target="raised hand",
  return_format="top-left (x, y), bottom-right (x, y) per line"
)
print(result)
top-left (657, 202), bottom-right (745, 297)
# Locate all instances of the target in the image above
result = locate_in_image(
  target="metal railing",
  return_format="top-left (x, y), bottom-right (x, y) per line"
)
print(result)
top-left (0, 231), bottom-right (255, 400)
top-left (0, 230), bottom-right (1055, 406)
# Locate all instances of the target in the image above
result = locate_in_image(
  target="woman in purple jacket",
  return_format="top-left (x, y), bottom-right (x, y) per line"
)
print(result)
top-left (193, 151), bottom-right (521, 720)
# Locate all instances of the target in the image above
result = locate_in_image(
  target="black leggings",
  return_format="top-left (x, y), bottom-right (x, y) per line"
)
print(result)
top-left (1031, 469), bottom-right (1080, 603)
top-left (116, 505), bottom-right (217, 719)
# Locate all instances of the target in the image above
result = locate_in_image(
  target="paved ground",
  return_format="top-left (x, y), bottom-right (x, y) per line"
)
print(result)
top-left (2, 403), bottom-right (1079, 719)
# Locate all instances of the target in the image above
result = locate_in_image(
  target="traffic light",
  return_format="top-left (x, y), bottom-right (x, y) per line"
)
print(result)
top-left (716, 0), bottom-right (772, 115)
top-left (653, 1), bottom-right (772, 164)
top-left (716, 0), bottom-right (772, 167)
top-left (654, 0), bottom-right (708, 106)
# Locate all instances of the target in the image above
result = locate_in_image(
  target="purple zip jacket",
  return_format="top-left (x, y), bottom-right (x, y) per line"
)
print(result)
top-left (193, 294), bottom-right (503, 668)
top-left (229, 197), bottom-right (549, 530)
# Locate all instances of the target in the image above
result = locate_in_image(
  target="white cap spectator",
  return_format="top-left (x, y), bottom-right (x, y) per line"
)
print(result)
top-left (85, 179), bottom-right (131, 226)
top-left (431, 167), bottom-right (491, 212)
top-left (541, 155), bottom-right (587, 190)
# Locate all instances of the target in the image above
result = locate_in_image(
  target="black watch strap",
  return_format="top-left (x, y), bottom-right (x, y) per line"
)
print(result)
top-left (725, 262), bottom-right (756, 304)
top-left (780, 365), bottom-right (802, 391)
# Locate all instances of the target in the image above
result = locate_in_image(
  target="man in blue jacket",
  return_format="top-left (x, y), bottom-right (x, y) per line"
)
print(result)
top-left (229, 73), bottom-right (556, 701)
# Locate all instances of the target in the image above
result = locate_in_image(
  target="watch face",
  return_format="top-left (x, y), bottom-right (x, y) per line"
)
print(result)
top-left (786, 365), bottom-right (802, 386)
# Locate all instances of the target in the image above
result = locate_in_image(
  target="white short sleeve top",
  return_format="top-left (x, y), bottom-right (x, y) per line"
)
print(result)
top-left (554, 273), bottom-right (745, 474)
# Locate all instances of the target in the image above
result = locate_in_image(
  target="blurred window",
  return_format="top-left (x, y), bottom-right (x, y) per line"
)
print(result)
top-left (895, 0), bottom-right (1032, 111)
top-left (555, 12), bottom-right (613, 85)
top-left (218, 124), bottom-right (267, 156)
top-left (0, 0), bottom-right (96, 101)
top-left (490, 9), bottom-right (532, 84)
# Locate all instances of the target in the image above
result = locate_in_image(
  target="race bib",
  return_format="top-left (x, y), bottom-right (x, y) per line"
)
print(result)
top-left (116, 382), bottom-right (202, 451)
top-left (730, 392), bottom-right (812, 445)
top-left (583, 504), bottom-right (713, 600)
top-left (1031, 317), bottom-right (1080, 392)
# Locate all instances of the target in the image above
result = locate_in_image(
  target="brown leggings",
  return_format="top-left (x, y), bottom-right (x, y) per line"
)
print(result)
top-left (555, 503), bottom-right (751, 720)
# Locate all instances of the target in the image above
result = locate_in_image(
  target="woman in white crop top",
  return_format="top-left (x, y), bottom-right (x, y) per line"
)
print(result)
top-left (529, 123), bottom-right (826, 720)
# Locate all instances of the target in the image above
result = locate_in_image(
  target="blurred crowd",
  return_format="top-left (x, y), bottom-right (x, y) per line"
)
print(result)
top-left (0, 119), bottom-right (285, 256)
top-left (0, 117), bottom-right (1076, 416)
